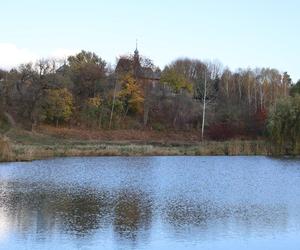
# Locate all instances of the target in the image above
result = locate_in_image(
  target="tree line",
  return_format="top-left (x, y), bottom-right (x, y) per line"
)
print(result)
top-left (0, 50), bottom-right (299, 148)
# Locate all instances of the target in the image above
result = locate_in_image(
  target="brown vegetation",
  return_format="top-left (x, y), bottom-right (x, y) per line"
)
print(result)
top-left (36, 125), bottom-right (201, 142)
top-left (0, 135), bottom-right (12, 161)
top-left (0, 49), bottom-right (300, 161)
top-left (9, 138), bottom-right (270, 162)
top-left (0, 127), bottom-right (269, 162)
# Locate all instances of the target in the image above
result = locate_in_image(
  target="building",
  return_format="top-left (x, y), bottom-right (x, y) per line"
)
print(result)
top-left (115, 47), bottom-right (161, 87)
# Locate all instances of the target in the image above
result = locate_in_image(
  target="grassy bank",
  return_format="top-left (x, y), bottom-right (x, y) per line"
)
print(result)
top-left (0, 128), bottom-right (271, 162)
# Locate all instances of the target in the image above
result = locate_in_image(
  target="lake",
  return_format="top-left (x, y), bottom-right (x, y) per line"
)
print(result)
top-left (0, 156), bottom-right (300, 250)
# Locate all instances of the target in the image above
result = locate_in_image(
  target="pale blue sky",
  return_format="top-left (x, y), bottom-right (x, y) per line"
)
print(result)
top-left (1, 0), bottom-right (299, 81)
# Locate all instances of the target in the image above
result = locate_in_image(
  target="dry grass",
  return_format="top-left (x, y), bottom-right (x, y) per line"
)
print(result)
top-left (0, 136), bottom-right (12, 161)
top-left (8, 140), bottom-right (270, 162)
top-left (36, 125), bottom-right (201, 143)
top-left (1, 127), bottom-right (272, 162)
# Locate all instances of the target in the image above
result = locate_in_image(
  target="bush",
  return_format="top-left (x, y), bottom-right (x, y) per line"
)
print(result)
top-left (152, 122), bottom-right (165, 131)
top-left (208, 123), bottom-right (236, 140)
top-left (267, 95), bottom-right (300, 155)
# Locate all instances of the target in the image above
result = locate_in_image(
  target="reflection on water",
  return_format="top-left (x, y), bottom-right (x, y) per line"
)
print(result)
top-left (0, 156), bottom-right (300, 249)
top-left (1, 187), bottom-right (153, 239)
top-left (164, 198), bottom-right (289, 238)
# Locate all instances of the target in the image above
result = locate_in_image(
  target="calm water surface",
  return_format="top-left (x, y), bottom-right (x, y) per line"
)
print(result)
top-left (0, 156), bottom-right (300, 250)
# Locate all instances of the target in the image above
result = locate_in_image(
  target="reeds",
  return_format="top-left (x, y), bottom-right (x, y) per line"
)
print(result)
top-left (7, 140), bottom-right (271, 162)
top-left (0, 136), bottom-right (12, 161)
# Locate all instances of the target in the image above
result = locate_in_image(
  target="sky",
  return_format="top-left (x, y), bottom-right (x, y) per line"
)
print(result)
top-left (0, 0), bottom-right (299, 81)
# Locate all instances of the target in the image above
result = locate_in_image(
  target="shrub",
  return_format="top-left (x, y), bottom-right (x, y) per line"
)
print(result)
top-left (208, 123), bottom-right (235, 140)
top-left (267, 95), bottom-right (300, 155)
top-left (152, 122), bottom-right (165, 131)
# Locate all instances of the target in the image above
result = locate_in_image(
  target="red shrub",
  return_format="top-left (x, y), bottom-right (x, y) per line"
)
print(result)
top-left (248, 108), bottom-right (268, 136)
top-left (208, 123), bottom-right (236, 141)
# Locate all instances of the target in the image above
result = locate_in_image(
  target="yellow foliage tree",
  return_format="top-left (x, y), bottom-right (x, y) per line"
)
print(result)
top-left (118, 74), bottom-right (144, 117)
top-left (161, 67), bottom-right (192, 94)
top-left (43, 88), bottom-right (74, 127)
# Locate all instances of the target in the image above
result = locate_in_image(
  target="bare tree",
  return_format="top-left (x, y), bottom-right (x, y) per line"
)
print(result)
top-left (197, 62), bottom-right (220, 140)
top-left (201, 70), bottom-right (207, 140)
top-left (109, 78), bottom-right (117, 129)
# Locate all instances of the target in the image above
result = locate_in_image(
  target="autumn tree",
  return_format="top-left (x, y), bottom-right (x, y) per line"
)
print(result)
top-left (84, 95), bottom-right (102, 128)
top-left (118, 74), bottom-right (144, 120)
top-left (160, 65), bottom-right (194, 128)
top-left (42, 88), bottom-right (74, 127)
top-left (7, 60), bottom-right (60, 129)
top-left (0, 49), bottom-right (295, 140)
top-left (161, 66), bottom-right (192, 94)
top-left (282, 72), bottom-right (292, 97)
top-left (68, 50), bottom-right (107, 99)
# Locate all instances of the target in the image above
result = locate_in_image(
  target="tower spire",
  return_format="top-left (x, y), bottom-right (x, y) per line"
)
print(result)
top-left (134, 39), bottom-right (139, 59)
top-left (133, 39), bottom-right (140, 77)
top-left (135, 39), bottom-right (138, 51)
top-left (134, 39), bottom-right (139, 56)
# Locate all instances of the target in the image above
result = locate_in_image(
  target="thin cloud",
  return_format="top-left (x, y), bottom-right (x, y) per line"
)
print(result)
top-left (0, 43), bottom-right (37, 69)
top-left (0, 44), bottom-right (80, 69)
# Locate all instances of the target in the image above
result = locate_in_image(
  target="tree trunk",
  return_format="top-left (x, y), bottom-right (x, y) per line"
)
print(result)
top-left (143, 82), bottom-right (150, 127)
top-left (143, 102), bottom-right (149, 127)
top-left (30, 111), bottom-right (36, 131)
top-left (260, 84), bottom-right (264, 110)
top-left (123, 105), bottom-right (129, 122)
top-left (109, 80), bottom-right (117, 129)
top-left (98, 109), bottom-right (102, 129)
top-left (201, 72), bottom-right (207, 141)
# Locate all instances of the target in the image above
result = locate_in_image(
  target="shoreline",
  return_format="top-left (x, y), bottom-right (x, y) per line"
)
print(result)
top-left (6, 140), bottom-right (270, 162)
top-left (4, 127), bottom-right (298, 163)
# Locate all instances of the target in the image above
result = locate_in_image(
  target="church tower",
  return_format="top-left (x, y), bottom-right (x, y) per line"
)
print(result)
top-left (133, 40), bottom-right (140, 78)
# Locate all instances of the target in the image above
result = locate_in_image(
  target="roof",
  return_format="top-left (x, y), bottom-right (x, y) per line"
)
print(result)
top-left (139, 67), bottom-right (161, 80)
top-left (116, 57), bottom-right (160, 81)
top-left (115, 58), bottom-right (133, 74)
